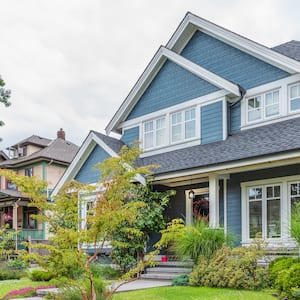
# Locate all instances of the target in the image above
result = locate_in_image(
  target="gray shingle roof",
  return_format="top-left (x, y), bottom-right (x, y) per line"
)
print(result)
top-left (92, 131), bottom-right (124, 154)
top-left (272, 40), bottom-right (300, 62)
top-left (140, 117), bottom-right (300, 176)
top-left (0, 138), bottom-right (79, 167)
top-left (8, 135), bottom-right (52, 149)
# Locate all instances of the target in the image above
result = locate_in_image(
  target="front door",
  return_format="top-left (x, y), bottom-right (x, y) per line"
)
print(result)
top-left (185, 187), bottom-right (209, 225)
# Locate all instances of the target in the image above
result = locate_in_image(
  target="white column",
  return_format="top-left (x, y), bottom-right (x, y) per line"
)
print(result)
top-left (13, 204), bottom-right (18, 229)
top-left (209, 174), bottom-right (219, 228)
top-left (223, 177), bottom-right (228, 233)
top-left (185, 190), bottom-right (192, 226)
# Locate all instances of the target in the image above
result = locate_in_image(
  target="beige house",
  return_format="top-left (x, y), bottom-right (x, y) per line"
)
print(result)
top-left (0, 129), bottom-right (78, 247)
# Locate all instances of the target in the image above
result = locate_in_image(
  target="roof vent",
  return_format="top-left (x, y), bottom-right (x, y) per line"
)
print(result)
top-left (57, 128), bottom-right (65, 140)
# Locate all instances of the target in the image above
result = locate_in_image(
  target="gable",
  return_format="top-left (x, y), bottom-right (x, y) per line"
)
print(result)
top-left (126, 59), bottom-right (220, 120)
top-left (75, 145), bottom-right (111, 184)
top-left (181, 31), bottom-right (290, 89)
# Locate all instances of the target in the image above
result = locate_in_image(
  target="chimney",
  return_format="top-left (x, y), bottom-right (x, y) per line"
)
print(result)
top-left (57, 128), bottom-right (65, 140)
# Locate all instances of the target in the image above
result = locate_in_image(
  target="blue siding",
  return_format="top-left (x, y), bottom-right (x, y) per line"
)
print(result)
top-left (201, 101), bottom-right (223, 144)
top-left (227, 163), bottom-right (300, 245)
top-left (229, 102), bottom-right (241, 132)
top-left (126, 59), bottom-right (220, 120)
top-left (121, 127), bottom-right (139, 147)
top-left (181, 31), bottom-right (290, 89)
top-left (75, 145), bottom-right (111, 184)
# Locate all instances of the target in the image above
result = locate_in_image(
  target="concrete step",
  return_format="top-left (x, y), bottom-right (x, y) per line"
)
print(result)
top-left (155, 260), bottom-right (194, 267)
top-left (146, 267), bottom-right (192, 273)
top-left (141, 273), bottom-right (187, 280)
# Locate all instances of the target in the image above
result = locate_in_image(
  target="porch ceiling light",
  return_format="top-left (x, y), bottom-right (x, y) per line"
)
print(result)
top-left (189, 190), bottom-right (195, 200)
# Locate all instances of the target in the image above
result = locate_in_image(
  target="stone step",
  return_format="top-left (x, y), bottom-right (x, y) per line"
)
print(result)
top-left (141, 272), bottom-right (187, 280)
top-left (146, 267), bottom-right (192, 273)
top-left (155, 261), bottom-right (194, 267)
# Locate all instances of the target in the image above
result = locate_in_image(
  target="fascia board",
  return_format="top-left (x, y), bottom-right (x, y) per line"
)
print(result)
top-left (162, 47), bottom-right (240, 96)
top-left (168, 13), bottom-right (300, 74)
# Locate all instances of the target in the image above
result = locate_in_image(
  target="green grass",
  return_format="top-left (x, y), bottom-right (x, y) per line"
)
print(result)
top-left (0, 277), bottom-right (54, 298)
top-left (112, 286), bottom-right (276, 300)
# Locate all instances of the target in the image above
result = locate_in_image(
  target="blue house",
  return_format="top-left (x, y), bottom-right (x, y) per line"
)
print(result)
top-left (54, 12), bottom-right (300, 249)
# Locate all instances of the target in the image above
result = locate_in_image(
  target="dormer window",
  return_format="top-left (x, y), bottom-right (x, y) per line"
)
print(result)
top-left (143, 117), bottom-right (166, 149)
top-left (289, 82), bottom-right (300, 112)
top-left (247, 89), bottom-right (280, 123)
top-left (171, 108), bottom-right (196, 143)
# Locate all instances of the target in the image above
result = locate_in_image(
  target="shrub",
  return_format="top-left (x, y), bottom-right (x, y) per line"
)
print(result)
top-left (91, 263), bottom-right (121, 280)
top-left (190, 245), bottom-right (269, 290)
top-left (0, 264), bottom-right (23, 280)
top-left (176, 221), bottom-right (231, 262)
top-left (5, 257), bottom-right (29, 270)
top-left (172, 274), bottom-right (190, 286)
top-left (30, 269), bottom-right (55, 281)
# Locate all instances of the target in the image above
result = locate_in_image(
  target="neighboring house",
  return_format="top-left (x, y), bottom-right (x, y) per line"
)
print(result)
top-left (54, 12), bottom-right (300, 250)
top-left (0, 129), bottom-right (79, 246)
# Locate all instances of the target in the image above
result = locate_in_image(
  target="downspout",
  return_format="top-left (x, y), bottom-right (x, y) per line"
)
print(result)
top-left (228, 84), bottom-right (246, 135)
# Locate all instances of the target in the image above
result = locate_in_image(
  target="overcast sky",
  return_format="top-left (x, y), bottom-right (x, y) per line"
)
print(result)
top-left (0, 0), bottom-right (299, 150)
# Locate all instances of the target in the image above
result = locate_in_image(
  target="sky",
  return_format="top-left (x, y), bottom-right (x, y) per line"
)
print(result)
top-left (0, 0), bottom-right (299, 150)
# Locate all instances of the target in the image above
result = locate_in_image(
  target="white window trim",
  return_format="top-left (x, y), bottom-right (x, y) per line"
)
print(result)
top-left (288, 81), bottom-right (300, 114)
top-left (246, 89), bottom-right (281, 124)
top-left (170, 107), bottom-right (197, 144)
top-left (143, 116), bottom-right (167, 150)
top-left (241, 175), bottom-right (300, 248)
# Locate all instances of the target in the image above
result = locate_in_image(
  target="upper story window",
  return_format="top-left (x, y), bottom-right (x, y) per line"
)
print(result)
top-left (247, 89), bottom-right (280, 123)
top-left (289, 82), bottom-right (300, 112)
top-left (143, 117), bottom-right (166, 149)
top-left (171, 108), bottom-right (196, 143)
top-left (25, 167), bottom-right (33, 177)
top-left (7, 180), bottom-right (17, 190)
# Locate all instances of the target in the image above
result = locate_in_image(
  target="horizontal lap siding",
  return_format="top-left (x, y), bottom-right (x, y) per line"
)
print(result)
top-left (121, 127), bottom-right (139, 147)
top-left (181, 31), bottom-right (289, 89)
top-left (75, 145), bottom-right (111, 184)
top-left (126, 59), bottom-right (220, 120)
top-left (201, 101), bottom-right (223, 144)
top-left (230, 102), bottom-right (241, 132)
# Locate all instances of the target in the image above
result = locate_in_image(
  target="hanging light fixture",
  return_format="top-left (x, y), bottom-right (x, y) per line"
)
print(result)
top-left (188, 190), bottom-right (195, 200)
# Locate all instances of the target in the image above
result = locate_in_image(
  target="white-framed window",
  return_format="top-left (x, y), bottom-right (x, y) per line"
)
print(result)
top-left (247, 184), bottom-right (281, 239)
top-left (171, 108), bottom-right (196, 143)
top-left (246, 89), bottom-right (280, 123)
top-left (143, 116), bottom-right (166, 149)
top-left (289, 82), bottom-right (300, 112)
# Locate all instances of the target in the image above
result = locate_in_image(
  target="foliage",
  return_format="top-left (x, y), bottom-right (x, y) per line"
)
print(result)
top-left (111, 185), bottom-right (174, 272)
top-left (155, 219), bottom-right (230, 262)
top-left (5, 258), bottom-right (29, 271)
top-left (30, 269), bottom-right (55, 281)
top-left (190, 244), bottom-right (269, 290)
top-left (268, 257), bottom-right (300, 299)
top-left (0, 75), bottom-right (11, 134)
top-left (172, 274), bottom-right (190, 286)
top-left (291, 201), bottom-right (300, 247)
top-left (0, 264), bottom-right (24, 280)
top-left (90, 263), bottom-right (121, 280)
top-left (0, 226), bottom-right (18, 260)
top-left (2, 285), bottom-right (56, 300)
top-left (112, 286), bottom-right (276, 300)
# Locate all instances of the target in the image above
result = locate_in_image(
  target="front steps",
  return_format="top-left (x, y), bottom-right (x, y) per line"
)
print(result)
top-left (141, 260), bottom-right (193, 280)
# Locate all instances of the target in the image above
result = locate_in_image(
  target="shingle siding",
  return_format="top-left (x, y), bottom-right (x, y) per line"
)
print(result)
top-left (75, 145), bottom-right (111, 184)
top-left (121, 127), bottom-right (140, 147)
top-left (181, 31), bottom-right (290, 89)
top-left (201, 101), bottom-right (223, 144)
top-left (126, 59), bottom-right (220, 120)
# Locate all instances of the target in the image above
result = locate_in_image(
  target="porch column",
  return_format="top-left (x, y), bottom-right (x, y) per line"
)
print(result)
top-left (13, 204), bottom-right (18, 229)
top-left (209, 174), bottom-right (219, 228)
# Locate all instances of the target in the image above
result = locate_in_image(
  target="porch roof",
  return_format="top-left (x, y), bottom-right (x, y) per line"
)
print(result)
top-left (0, 189), bottom-right (24, 200)
top-left (139, 116), bottom-right (300, 176)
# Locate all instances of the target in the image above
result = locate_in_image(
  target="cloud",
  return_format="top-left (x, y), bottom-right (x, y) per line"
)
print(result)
top-left (0, 0), bottom-right (299, 149)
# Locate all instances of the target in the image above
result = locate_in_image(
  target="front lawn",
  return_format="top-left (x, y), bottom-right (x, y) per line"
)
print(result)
top-left (0, 277), bottom-right (54, 298)
top-left (113, 286), bottom-right (276, 300)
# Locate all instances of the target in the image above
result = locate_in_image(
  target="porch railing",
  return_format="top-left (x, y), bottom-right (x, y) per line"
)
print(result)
top-left (17, 229), bottom-right (44, 241)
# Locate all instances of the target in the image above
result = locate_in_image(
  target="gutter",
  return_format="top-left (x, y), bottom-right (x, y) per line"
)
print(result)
top-left (230, 84), bottom-right (246, 108)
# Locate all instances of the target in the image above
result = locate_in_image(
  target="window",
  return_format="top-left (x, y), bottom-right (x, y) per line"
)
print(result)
top-left (23, 207), bottom-right (38, 229)
top-left (247, 89), bottom-right (280, 123)
top-left (247, 184), bottom-right (281, 239)
top-left (171, 108), bottom-right (196, 143)
top-left (289, 82), bottom-right (300, 112)
top-left (290, 182), bottom-right (300, 209)
top-left (25, 167), bottom-right (33, 177)
top-left (7, 180), bottom-right (17, 190)
top-left (143, 117), bottom-right (166, 149)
